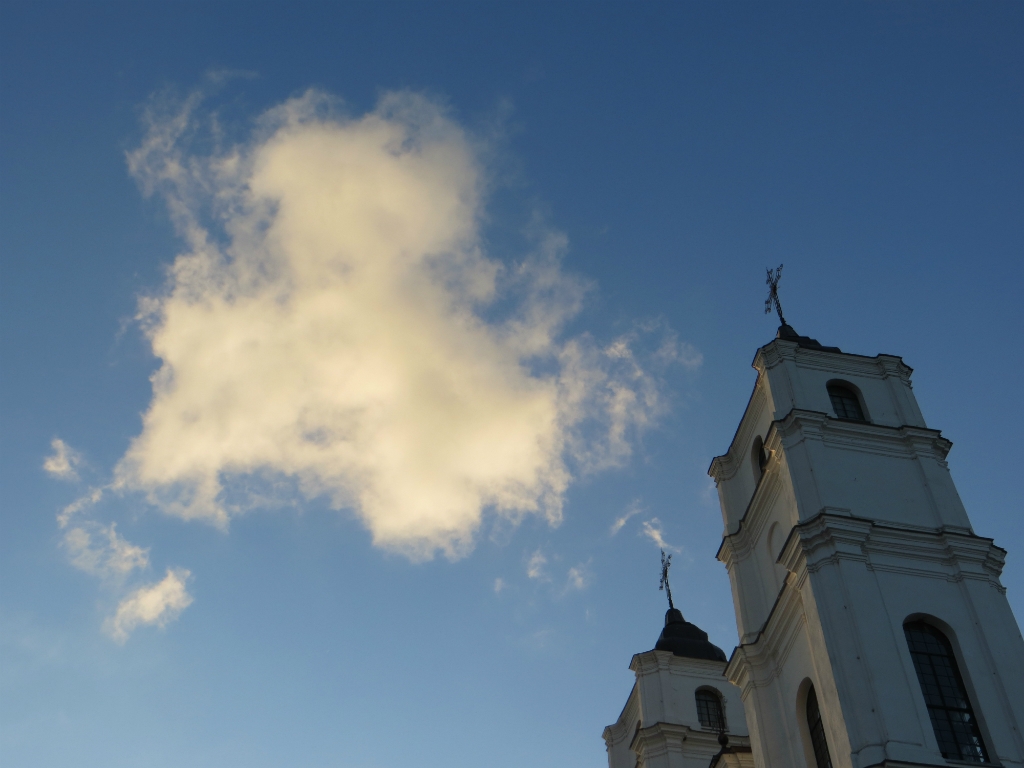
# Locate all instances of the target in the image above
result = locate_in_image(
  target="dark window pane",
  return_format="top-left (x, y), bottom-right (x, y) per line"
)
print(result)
top-left (806, 686), bottom-right (834, 768)
top-left (904, 622), bottom-right (989, 763)
top-left (695, 690), bottom-right (725, 731)
top-left (827, 385), bottom-right (866, 422)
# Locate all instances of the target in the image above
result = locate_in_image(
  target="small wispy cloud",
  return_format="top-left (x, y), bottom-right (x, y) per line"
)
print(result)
top-left (526, 549), bottom-right (548, 580)
top-left (43, 438), bottom-right (81, 481)
top-left (524, 628), bottom-right (554, 650)
top-left (63, 523), bottom-right (149, 580)
top-left (104, 568), bottom-right (193, 644)
top-left (565, 562), bottom-right (591, 592)
top-left (654, 331), bottom-right (703, 370)
top-left (610, 498), bottom-right (643, 536)
top-left (49, 459), bottom-right (192, 641)
top-left (493, 577), bottom-right (505, 594)
top-left (640, 517), bottom-right (679, 552)
top-left (57, 487), bottom-right (103, 528)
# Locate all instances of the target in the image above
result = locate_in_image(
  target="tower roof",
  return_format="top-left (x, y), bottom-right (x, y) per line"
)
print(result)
top-left (653, 608), bottom-right (727, 662)
top-left (775, 323), bottom-right (841, 353)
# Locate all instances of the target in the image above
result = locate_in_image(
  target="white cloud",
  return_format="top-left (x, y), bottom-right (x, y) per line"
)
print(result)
top-left (43, 438), bottom-right (81, 481)
top-left (54, 499), bottom-right (192, 641)
top-left (104, 568), bottom-right (193, 643)
top-left (610, 498), bottom-right (642, 536)
top-left (56, 487), bottom-right (103, 528)
top-left (565, 563), bottom-right (590, 592)
top-left (640, 517), bottom-right (678, 552)
top-left (526, 549), bottom-right (547, 580)
top-left (654, 331), bottom-right (703, 370)
top-left (115, 88), bottom-right (683, 560)
top-left (63, 523), bottom-right (149, 579)
top-left (493, 577), bottom-right (505, 594)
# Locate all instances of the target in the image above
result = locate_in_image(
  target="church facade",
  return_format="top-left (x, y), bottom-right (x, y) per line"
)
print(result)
top-left (603, 323), bottom-right (1024, 768)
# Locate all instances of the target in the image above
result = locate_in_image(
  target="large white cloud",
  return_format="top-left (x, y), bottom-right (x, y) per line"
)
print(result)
top-left (117, 89), bottom-right (689, 560)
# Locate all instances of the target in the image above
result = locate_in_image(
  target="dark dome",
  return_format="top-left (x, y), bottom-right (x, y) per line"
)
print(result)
top-left (654, 608), bottom-right (728, 662)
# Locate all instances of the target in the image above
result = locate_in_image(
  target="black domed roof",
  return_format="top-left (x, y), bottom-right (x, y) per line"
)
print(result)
top-left (654, 608), bottom-right (727, 662)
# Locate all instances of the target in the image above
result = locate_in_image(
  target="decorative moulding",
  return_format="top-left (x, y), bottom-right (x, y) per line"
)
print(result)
top-left (709, 379), bottom-right (768, 484)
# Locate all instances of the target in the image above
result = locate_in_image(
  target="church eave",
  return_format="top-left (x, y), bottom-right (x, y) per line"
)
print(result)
top-left (717, 408), bottom-right (959, 562)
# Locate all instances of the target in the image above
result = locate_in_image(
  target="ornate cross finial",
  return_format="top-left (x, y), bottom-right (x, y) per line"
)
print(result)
top-left (764, 264), bottom-right (787, 326)
top-left (659, 549), bottom-right (675, 610)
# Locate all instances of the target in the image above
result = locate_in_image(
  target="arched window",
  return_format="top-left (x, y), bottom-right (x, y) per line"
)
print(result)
top-left (695, 689), bottom-right (725, 732)
top-left (827, 382), bottom-right (866, 422)
top-left (751, 436), bottom-right (768, 481)
top-left (805, 685), bottom-right (833, 768)
top-left (904, 621), bottom-right (989, 763)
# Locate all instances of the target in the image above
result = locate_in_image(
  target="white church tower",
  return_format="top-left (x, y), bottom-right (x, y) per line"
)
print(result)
top-left (604, 271), bottom-right (1024, 768)
top-left (710, 267), bottom-right (1024, 768)
top-left (603, 555), bottom-right (754, 768)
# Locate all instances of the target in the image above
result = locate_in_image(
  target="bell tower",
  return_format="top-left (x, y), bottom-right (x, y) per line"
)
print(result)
top-left (602, 606), bottom-right (754, 768)
top-left (709, 320), bottom-right (1024, 768)
top-left (603, 551), bottom-right (755, 768)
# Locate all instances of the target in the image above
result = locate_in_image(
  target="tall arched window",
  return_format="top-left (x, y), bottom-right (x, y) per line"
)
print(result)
top-left (904, 621), bottom-right (989, 763)
top-left (827, 382), bottom-right (866, 422)
top-left (805, 685), bottom-right (833, 768)
top-left (695, 689), bottom-right (725, 732)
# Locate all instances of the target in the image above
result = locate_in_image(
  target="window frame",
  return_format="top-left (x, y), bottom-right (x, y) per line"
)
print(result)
top-left (903, 619), bottom-right (990, 764)
top-left (694, 687), bottom-right (727, 733)
top-left (751, 435), bottom-right (768, 484)
top-left (826, 380), bottom-right (869, 423)
top-left (805, 684), bottom-right (834, 768)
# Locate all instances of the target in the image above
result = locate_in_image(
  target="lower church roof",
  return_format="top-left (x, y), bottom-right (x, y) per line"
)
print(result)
top-left (653, 608), bottom-right (728, 662)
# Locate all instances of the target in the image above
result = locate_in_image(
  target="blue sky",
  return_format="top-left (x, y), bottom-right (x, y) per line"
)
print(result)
top-left (2, 3), bottom-right (1022, 766)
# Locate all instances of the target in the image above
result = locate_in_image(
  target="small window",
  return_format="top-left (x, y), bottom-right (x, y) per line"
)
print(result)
top-left (751, 436), bottom-right (768, 481)
top-left (806, 685), bottom-right (833, 768)
top-left (695, 689), bottom-right (726, 731)
top-left (904, 621), bottom-right (989, 763)
top-left (827, 383), bottom-right (866, 422)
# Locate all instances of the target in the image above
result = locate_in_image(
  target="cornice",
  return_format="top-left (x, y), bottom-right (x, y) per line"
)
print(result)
top-left (727, 513), bottom-right (1006, 692)
top-left (634, 722), bottom-right (751, 760)
top-left (717, 423), bottom-right (787, 564)
top-left (778, 512), bottom-right (1005, 586)
top-left (779, 512), bottom-right (872, 576)
top-left (718, 409), bottom-right (955, 567)
top-left (630, 649), bottom-right (730, 678)
top-left (863, 525), bottom-right (1006, 589)
top-left (603, 683), bottom-right (639, 747)
top-left (716, 453), bottom-right (783, 568)
top-left (754, 339), bottom-right (912, 381)
top-left (709, 376), bottom-right (768, 484)
top-left (725, 574), bottom-right (807, 696)
top-left (774, 409), bottom-right (952, 463)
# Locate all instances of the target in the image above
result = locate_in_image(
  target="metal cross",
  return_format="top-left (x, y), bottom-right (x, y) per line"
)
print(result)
top-left (764, 263), bottom-right (787, 326)
top-left (659, 549), bottom-right (675, 610)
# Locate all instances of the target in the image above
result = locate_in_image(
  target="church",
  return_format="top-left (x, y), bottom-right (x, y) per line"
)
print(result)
top-left (602, 282), bottom-right (1024, 768)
